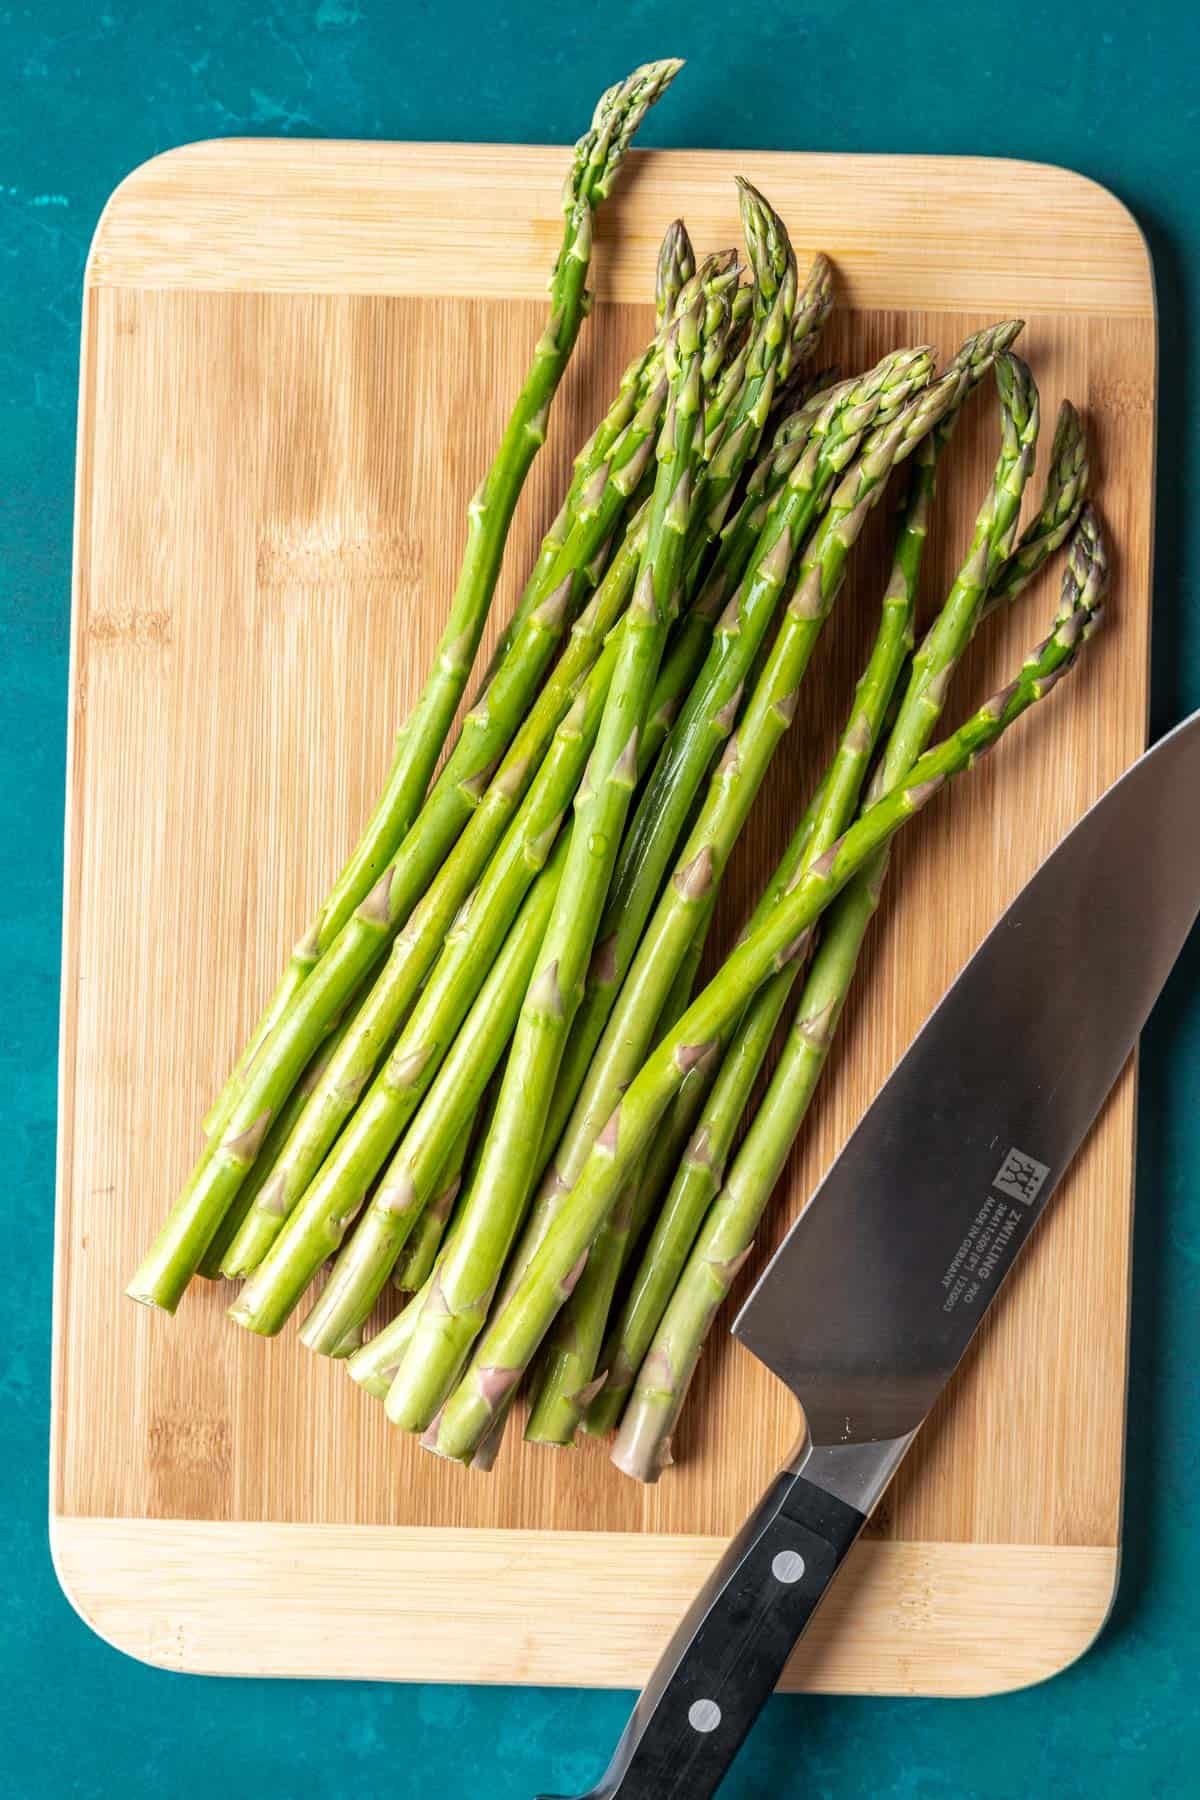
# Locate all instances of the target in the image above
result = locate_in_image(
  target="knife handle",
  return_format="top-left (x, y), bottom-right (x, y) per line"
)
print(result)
top-left (539, 1466), bottom-right (864, 1800)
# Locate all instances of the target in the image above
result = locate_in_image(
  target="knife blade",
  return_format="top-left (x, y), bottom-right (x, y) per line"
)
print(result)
top-left (545, 705), bottom-right (1200, 1800)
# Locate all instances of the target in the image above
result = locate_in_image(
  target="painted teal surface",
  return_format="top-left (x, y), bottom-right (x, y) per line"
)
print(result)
top-left (1, 2), bottom-right (1196, 1794)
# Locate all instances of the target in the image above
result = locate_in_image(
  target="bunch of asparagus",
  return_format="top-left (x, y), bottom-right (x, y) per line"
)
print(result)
top-left (128, 60), bottom-right (1108, 1482)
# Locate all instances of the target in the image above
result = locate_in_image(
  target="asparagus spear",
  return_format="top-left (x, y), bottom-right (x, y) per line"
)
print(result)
top-left (341, 1098), bottom-right (502, 1383)
top-left (983, 399), bottom-right (1090, 614)
top-left (692, 187), bottom-right (803, 528)
top-left (655, 219), bottom-right (696, 328)
top-left (383, 270), bottom-right (734, 1432)
top-left (586, 325), bottom-right (1029, 1432)
top-left (333, 856), bottom-right (571, 1397)
top-left (389, 1113), bottom-right (475, 1297)
top-left (196, 986), bottom-right (369, 1279)
top-left (604, 373), bottom-right (1085, 1460)
top-left (230, 632), bottom-right (620, 1337)
top-left (392, 1153), bottom-right (467, 1296)
top-left (218, 501), bottom-right (652, 1278)
top-left (470, 904), bottom-right (717, 1464)
top-left (882, 351), bottom-right (1039, 755)
top-left (126, 64), bottom-right (682, 1314)
top-left (524, 898), bottom-right (715, 1443)
top-left (702, 370), bottom-right (844, 583)
top-left (200, 62), bottom-right (684, 1142)
top-left (495, 353), bottom-right (958, 1392)
top-left (289, 536), bottom-right (743, 1350)
top-left (347, 1287), bottom-right (427, 1400)
top-left (425, 512), bottom-right (1109, 1469)
top-left (246, 352), bottom-right (750, 1349)
top-left (586, 973), bottom-right (787, 1438)
top-left (529, 334), bottom-right (1014, 1441)
top-left (220, 255), bottom-right (742, 1289)
top-left (637, 365), bottom-right (841, 706)
top-left (468, 218), bottom-right (691, 710)
top-left (530, 356), bottom-right (967, 1266)
top-left (534, 344), bottom-right (937, 1174)
top-left (521, 214), bottom-right (693, 622)
top-left (472, 326), bottom-right (655, 708)
top-left (612, 508), bottom-right (1109, 1478)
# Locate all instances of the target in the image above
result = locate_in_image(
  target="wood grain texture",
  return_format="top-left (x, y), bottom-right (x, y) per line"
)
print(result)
top-left (54, 142), bottom-right (1155, 1691)
top-left (88, 140), bottom-right (1154, 319)
top-left (51, 1519), bottom-right (1118, 1696)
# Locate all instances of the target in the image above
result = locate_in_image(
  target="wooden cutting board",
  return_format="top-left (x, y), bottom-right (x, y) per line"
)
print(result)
top-left (52, 141), bottom-right (1155, 1695)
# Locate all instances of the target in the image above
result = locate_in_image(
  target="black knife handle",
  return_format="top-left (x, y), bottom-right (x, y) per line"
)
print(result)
top-left (539, 1468), bottom-right (864, 1800)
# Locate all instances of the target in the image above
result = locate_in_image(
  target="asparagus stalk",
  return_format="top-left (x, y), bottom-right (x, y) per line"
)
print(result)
top-left (531, 356), bottom-right (967, 1261)
top-left (654, 193), bottom-right (819, 710)
top-left (604, 371), bottom-right (1084, 1461)
top-left (693, 187), bottom-right (803, 526)
top-left (389, 1060), bottom-right (508, 1299)
top-left (218, 501), bottom-right (652, 1278)
top-left (218, 254), bottom-right (740, 1288)
top-left (392, 1157), bottom-right (467, 1296)
top-left (704, 370), bottom-right (844, 576)
top-left (642, 366), bottom-right (840, 698)
top-left (473, 907), bottom-right (717, 1464)
top-left (196, 987), bottom-right (368, 1279)
top-left (655, 219), bottom-right (696, 328)
top-left (127, 64), bottom-right (683, 1314)
top-left (272, 429), bottom-right (742, 1350)
top-left (476, 213), bottom-right (695, 702)
top-left (534, 344), bottom-right (936, 1174)
top-left (384, 270), bottom-right (734, 1433)
top-left (587, 996), bottom-right (781, 1438)
top-left (231, 631), bottom-right (622, 1338)
top-left (331, 858), bottom-right (569, 1400)
top-left (473, 324), bottom-right (655, 707)
top-left (347, 1287), bottom-right (427, 1400)
top-left (588, 326), bottom-right (1035, 1433)
top-left (426, 520), bottom-right (1109, 1468)
top-left (881, 351), bottom-right (1039, 757)
top-left (291, 543), bottom-right (740, 1350)
top-left (524, 898), bottom-right (715, 1443)
top-left (497, 213), bottom-right (690, 675)
top-left (983, 399), bottom-right (1089, 614)
top-left (612, 508), bottom-right (1109, 1478)
top-left (532, 351), bottom-right (935, 1209)
top-left (200, 62), bottom-right (683, 1140)
top-left (547, 388), bottom-right (953, 1441)
top-left (389, 1112), bottom-right (475, 1297)
top-left (496, 353), bottom-right (958, 1387)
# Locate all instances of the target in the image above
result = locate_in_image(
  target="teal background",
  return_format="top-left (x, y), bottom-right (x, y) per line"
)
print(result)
top-left (2, 1), bottom-right (1196, 1794)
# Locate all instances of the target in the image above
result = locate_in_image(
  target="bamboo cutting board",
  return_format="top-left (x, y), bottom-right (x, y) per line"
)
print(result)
top-left (53, 141), bottom-right (1155, 1695)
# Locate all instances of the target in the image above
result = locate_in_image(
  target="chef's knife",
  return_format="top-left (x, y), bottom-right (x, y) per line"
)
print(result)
top-left (543, 704), bottom-right (1200, 1800)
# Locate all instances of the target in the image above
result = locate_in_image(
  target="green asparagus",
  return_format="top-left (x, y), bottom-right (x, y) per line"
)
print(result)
top-left (384, 269), bottom-right (735, 1432)
top-left (127, 62), bottom-right (682, 1312)
top-left (426, 508), bottom-right (1108, 1465)
top-left (532, 344), bottom-right (937, 1184)
top-left (200, 62), bottom-right (683, 1143)
top-left (602, 366), bottom-right (1083, 1457)
top-left (611, 507), bottom-right (1109, 1478)
top-left (542, 336), bottom-right (1012, 1441)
